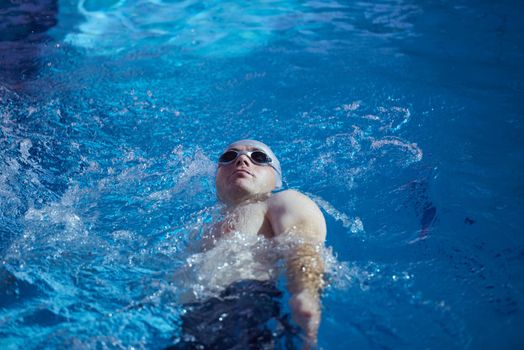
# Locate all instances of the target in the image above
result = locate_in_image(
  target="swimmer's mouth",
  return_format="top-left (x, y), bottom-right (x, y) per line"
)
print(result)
top-left (232, 169), bottom-right (253, 176)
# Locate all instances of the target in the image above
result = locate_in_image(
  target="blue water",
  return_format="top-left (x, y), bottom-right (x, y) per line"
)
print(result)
top-left (1, 0), bottom-right (524, 349)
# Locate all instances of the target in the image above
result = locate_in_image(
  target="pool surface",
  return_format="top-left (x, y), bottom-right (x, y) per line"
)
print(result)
top-left (1, 0), bottom-right (523, 349)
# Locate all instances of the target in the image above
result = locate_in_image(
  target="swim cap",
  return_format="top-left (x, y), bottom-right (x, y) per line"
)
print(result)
top-left (224, 139), bottom-right (282, 189)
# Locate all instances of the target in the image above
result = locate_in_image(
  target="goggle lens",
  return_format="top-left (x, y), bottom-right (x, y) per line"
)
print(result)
top-left (218, 150), bottom-right (272, 165)
top-left (250, 151), bottom-right (271, 164)
top-left (218, 150), bottom-right (238, 163)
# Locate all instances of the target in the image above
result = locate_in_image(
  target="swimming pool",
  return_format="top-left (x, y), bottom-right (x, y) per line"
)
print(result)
top-left (1, 0), bottom-right (523, 349)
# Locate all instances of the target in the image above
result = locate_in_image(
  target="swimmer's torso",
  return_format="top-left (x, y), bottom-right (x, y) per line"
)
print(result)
top-left (183, 199), bottom-right (281, 300)
top-left (215, 200), bottom-right (274, 240)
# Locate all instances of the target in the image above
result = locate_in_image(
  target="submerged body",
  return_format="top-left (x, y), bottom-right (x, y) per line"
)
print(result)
top-left (172, 140), bottom-right (327, 349)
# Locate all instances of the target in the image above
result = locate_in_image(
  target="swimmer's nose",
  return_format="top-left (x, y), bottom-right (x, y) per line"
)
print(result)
top-left (235, 154), bottom-right (251, 167)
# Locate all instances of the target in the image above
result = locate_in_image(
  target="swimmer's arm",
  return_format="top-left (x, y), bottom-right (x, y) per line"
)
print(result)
top-left (268, 190), bottom-right (327, 347)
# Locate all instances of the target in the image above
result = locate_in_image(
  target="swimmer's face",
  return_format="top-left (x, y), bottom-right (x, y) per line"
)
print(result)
top-left (216, 144), bottom-right (277, 204)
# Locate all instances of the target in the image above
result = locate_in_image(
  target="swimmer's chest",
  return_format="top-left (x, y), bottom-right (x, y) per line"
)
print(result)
top-left (219, 202), bottom-right (274, 239)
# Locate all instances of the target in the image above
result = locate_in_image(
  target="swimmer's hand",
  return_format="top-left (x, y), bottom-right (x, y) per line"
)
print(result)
top-left (289, 289), bottom-right (321, 349)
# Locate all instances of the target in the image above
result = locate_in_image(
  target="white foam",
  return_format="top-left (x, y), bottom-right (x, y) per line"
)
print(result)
top-left (306, 192), bottom-right (365, 233)
top-left (370, 136), bottom-right (423, 163)
top-left (19, 139), bottom-right (32, 162)
top-left (179, 232), bottom-right (279, 300)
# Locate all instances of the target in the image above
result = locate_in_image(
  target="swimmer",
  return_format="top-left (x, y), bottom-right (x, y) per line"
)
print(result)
top-left (171, 140), bottom-right (327, 350)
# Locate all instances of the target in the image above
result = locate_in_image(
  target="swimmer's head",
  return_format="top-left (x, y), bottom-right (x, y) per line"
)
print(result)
top-left (215, 140), bottom-right (282, 204)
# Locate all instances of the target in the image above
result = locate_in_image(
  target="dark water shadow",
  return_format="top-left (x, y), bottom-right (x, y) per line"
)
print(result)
top-left (0, 0), bottom-right (58, 91)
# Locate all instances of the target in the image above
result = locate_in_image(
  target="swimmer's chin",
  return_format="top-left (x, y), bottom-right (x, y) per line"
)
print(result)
top-left (227, 177), bottom-right (257, 193)
top-left (218, 181), bottom-right (272, 205)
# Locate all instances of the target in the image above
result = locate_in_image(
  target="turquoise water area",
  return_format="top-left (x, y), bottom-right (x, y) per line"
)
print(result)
top-left (1, 0), bottom-right (523, 349)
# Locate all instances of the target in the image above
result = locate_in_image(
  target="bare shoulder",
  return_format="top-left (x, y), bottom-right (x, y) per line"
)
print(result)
top-left (268, 190), bottom-right (326, 242)
top-left (268, 189), bottom-right (316, 210)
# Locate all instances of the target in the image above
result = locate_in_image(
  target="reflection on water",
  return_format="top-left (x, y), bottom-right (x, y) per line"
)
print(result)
top-left (57, 0), bottom-right (422, 57)
top-left (63, 0), bottom-right (303, 56)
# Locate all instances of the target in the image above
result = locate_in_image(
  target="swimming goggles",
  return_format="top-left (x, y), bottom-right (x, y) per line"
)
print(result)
top-left (218, 150), bottom-right (274, 167)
